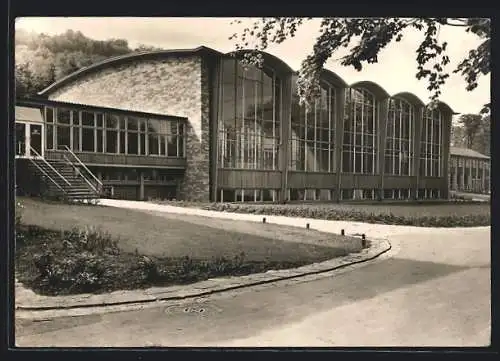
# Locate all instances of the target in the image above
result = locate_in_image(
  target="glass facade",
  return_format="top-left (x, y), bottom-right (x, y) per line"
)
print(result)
top-left (420, 108), bottom-right (442, 177)
top-left (385, 98), bottom-right (414, 176)
top-left (218, 58), bottom-right (281, 170)
top-left (342, 88), bottom-right (377, 174)
top-left (45, 106), bottom-right (185, 157)
top-left (289, 75), bottom-right (336, 172)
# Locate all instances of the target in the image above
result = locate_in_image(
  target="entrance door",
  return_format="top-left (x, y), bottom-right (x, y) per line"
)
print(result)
top-left (29, 124), bottom-right (43, 157)
top-left (16, 123), bottom-right (26, 157)
top-left (15, 122), bottom-right (44, 158)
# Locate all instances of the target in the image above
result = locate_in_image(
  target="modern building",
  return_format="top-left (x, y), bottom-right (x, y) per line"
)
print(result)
top-left (15, 46), bottom-right (458, 202)
top-left (448, 147), bottom-right (490, 194)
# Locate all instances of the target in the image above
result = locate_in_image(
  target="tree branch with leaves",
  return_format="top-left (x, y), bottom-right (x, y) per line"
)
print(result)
top-left (229, 17), bottom-right (490, 113)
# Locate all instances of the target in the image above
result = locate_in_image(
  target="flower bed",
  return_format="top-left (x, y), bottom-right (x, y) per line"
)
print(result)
top-left (151, 200), bottom-right (490, 228)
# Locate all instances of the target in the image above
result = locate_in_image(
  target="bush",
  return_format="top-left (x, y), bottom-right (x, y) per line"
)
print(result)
top-left (62, 226), bottom-right (119, 254)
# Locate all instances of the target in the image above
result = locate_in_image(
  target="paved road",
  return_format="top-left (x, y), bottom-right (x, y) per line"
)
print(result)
top-left (16, 227), bottom-right (490, 347)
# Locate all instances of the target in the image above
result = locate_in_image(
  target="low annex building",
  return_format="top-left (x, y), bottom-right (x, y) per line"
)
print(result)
top-left (448, 147), bottom-right (490, 194)
top-left (15, 46), bottom-right (461, 202)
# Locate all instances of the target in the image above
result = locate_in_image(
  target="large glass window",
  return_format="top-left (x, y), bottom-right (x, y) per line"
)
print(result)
top-left (55, 108), bottom-right (71, 147)
top-left (385, 98), bottom-right (414, 175)
top-left (218, 58), bottom-right (281, 170)
top-left (342, 88), bottom-right (377, 173)
top-left (81, 111), bottom-right (95, 152)
top-left (44, 106), bottom-right (185, 157)
top-left (419, 108), bottom-right (443, 177)
top-left (289, 77), bottom-right (336, 172)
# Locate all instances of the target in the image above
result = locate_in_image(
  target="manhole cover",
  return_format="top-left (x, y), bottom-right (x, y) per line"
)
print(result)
top-left (163, 301), bottom-right (222, 317)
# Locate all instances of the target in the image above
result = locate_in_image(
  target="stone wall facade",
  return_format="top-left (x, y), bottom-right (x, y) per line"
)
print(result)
top-left (47, 56), bottom-right (211, 201)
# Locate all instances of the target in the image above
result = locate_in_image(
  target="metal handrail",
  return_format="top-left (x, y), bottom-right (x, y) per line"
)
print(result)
top-left (29, 146), bottom-right (72, 187)
top-left (28, 157), bottom-right (67, 193)
top-left (61, 154), bottom-right (100, 194)
top-left (59, 145), bottom-right (103, 190)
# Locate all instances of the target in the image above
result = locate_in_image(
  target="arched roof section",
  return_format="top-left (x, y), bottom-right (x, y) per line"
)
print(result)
top-left (226, 49), bottom-right (294, 75)
top-left (426, 100), bottom-right (456, 115)
top-left (349, 80), bottom-right (390, 99)
top-left (391, 92), bottom-right (426, 107)
top-left (290, 69), bottom-right (348, 90)
top-left (39, 46), bottom-right (224, 96)
top-left (321, 69), bottom-right (349, 88)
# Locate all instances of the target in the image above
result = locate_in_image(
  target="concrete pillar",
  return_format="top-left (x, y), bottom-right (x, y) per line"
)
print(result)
top-left (279, 75), bottom-right (292, 204)
top-left (482, 161), bottom-right (486, 193)
top-left (209, 57), bottom-right (221, 202)
top-left (467, 159), bottom-right (472, 191)
top-left (139, 171), bottom-right (145, 201)
top-left (413, 107), bottom-right (425, 200)
top-left (453, 158), bottom-right (458, 191)
top-left (377, 97), bottom-right (390, 201)
top-left (334, 88), bottom-right (347, 203)
top-left (476, 160), bottom-right (479, 193)
top-left (461, 158), bottom-right (465, 192)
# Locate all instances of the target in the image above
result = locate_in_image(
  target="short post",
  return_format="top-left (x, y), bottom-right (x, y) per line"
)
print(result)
top-left (263, 217), bottom-right (266, 224)
top-left (306, 223), bottom-right (310, 229)
top-left (341, 229), bottom-right (345, 236)
top-left (361, 234), bottom-right (366, 248)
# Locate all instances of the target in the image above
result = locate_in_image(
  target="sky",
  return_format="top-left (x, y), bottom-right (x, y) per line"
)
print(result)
top-left (15, 17), bottom-right (490, 116)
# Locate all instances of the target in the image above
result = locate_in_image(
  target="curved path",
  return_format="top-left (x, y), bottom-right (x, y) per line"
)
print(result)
top-left (15, 201), bottom-right (491, 347)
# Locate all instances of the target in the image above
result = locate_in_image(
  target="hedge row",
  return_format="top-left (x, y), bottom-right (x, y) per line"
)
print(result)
top-left (152, 200), bottom-right (490, 228)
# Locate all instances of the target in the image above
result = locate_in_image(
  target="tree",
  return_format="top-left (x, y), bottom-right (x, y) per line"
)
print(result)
top-left (134, 44), bottom-right (164, 52)
top-left (450, 125), bottom-right (466, 148)
top-left (15, 30), bottom-right (144, 97)
top-left (451, 113), bottom-right (490, 155)
top-left (472, 114), bottom-right (490, 156)
top-left (229, 18), bottom-right (490, 113)
top-left (458, 113), bottom-right (484, 149)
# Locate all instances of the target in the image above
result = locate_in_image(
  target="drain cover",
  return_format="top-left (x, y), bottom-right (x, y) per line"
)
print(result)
top-left (164, 301), bottom-right (222, 317)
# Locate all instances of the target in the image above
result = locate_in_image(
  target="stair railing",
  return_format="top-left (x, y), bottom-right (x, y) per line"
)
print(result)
top-left (58, 145), bottom-right (103, 194)
top-left (29, 146), bottom-right (72, 187)
top-left (61, 154), bottom-right (100, 195)
top-left (27, 156), bottom-right (68, 194)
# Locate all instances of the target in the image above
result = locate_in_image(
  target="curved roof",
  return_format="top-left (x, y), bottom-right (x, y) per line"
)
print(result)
top-left (349, 80), bottom-right (390, 99)
top-left (321, 69), bottom-right (348, 88)
top-left (427, 100), bottom-right (456, 114)
top-left (391, 92), bottom-right (426, 107)
top-left (226, 49), bottom-right (294, 75)
top-left (39, 46), bottom-right (224, 96)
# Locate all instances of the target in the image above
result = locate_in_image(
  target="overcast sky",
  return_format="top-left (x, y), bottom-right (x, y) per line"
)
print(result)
top-left (15, 17), bottom-right (490, 115)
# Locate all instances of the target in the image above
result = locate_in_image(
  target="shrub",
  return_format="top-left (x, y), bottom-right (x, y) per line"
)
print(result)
top-left (63, 226), bottom-right (119, 254)
top-left (31, 248), bottom-right (106, 293)
top-left (138, 255), bottom-right (159, 281)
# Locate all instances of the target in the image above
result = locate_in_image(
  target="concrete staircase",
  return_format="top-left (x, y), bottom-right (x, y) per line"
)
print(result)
top-left (27, 158), bottom-right (101, 202)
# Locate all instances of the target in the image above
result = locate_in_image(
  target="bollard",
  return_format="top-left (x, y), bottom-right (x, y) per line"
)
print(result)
top-left (341, 229), bottom-right (345, 236)
top-left (306, 223), bottom-right (310, 229)
top-left (263, 217), bottom-right (266, 224)
top-left (361, 234), bottom-right (366, 248)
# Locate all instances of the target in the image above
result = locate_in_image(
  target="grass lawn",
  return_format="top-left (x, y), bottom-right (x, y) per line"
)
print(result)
top-left (15, 197), bottom-right (360, 296)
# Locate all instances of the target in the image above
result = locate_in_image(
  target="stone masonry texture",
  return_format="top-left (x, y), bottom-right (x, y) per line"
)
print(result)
top-left (48, 56), bottom-right (211, 201)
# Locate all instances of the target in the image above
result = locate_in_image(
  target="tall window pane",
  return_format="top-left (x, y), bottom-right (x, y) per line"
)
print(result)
top-left (82, 127), bottom-right (94, 152)
top-left (343, 88), bottom-right (377, 173)
top-left (57, 126), bottom-right (70, 147)
top-left (218, 58), bottom-right (281, 170)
